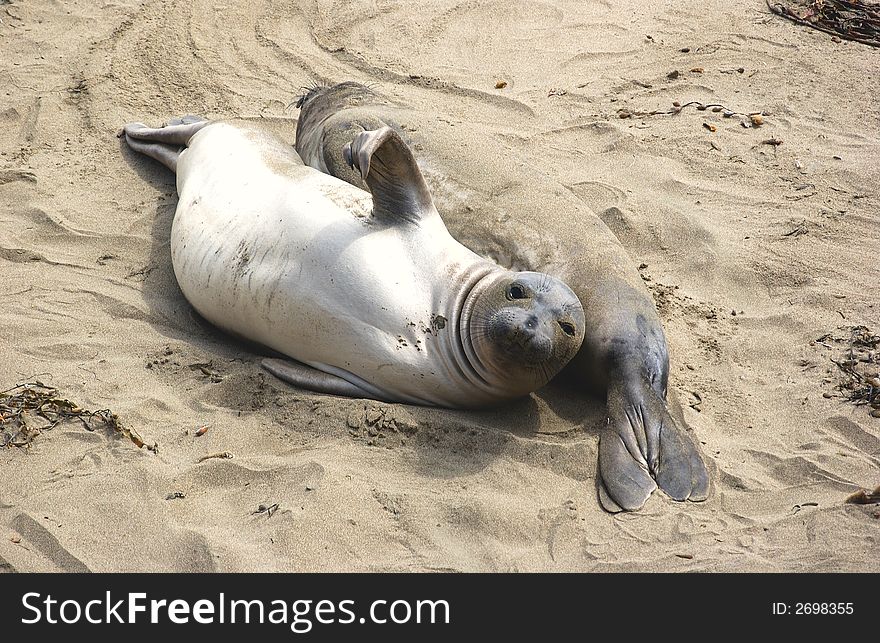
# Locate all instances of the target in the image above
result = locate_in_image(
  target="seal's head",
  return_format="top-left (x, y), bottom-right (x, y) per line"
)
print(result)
top-left (294, 81), bottom-right (395, 188)
top-left (465, 271), bottom-right (585, 397)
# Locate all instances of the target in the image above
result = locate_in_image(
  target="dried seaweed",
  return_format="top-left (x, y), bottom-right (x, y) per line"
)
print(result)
top-left (617, 100), bottom-right (758, 119)
top-left (768, 0), bottom-right (880, 48)
top-left (820, 326), bottom-right (880, 412)
top-left (616, 101), bottom-right (766, 130)
top-left (0, 381), bottom-right (152, 450)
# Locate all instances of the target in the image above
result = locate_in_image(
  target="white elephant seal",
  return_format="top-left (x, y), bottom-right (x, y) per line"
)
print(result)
top-left (122, 118), bottom-right (585, 408)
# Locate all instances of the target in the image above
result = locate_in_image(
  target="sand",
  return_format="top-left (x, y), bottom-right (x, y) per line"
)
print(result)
top-left (1, 0), bottom-right (878, 572)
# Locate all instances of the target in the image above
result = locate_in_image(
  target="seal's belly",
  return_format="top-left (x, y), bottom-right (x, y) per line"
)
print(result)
top-left (170, 122), bottom-right (482, 405)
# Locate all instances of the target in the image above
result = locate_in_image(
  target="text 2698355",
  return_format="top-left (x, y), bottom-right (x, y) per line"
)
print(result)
top-left (772, 602), bottom-right (853, 615)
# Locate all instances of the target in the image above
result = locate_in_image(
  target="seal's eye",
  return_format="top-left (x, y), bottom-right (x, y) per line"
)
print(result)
top-left (558, 321), bottom-right (576, 337)
top-left (507, 284), bottom-right (528, 300)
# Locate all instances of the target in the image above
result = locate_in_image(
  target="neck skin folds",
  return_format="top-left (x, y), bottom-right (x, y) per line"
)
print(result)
top-left (452, 266), bottom-right (525, 403)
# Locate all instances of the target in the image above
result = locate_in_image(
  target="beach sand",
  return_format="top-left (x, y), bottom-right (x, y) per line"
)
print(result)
top-left (1, 0), bottom-right (878, 572)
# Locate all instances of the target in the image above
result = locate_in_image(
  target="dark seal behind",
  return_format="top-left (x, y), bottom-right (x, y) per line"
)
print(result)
top-left (294, 82), bottom-right (710, 512)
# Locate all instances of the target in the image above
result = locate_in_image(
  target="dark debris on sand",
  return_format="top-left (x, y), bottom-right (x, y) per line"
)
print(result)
top-left (0, 381), bottom-right (152, 450)
top-left (768, 0), bottom-right (880, 48)
top-left (815, 326), bottom-right (880, 415)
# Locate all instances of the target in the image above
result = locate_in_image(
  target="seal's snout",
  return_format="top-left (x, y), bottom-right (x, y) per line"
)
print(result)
top-left (507, 312), bottom-right (544, 343)
top-left (499, 309), bottom-right (555, 362)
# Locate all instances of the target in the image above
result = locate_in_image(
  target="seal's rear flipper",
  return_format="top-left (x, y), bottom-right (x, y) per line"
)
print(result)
top-left (122, 119), bottom-right (211, 172)
top-left (261, 358), bottom-right (375, 400)
top-left (598, 429), bottom-right (658, 512)
top-left (598, 380), bottom-right (710, 511)
top-left (656, 411), bottom-right (710, 502)
top-left (343, 127), bottom-right (435, 224)
top-left (124, 118), bottom-right (209, 145)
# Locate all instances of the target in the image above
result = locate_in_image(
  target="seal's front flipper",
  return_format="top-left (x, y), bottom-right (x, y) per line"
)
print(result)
top-left (261, 358), bottom-right (374, 399)
top-left (598, 379), bottom-right (709, 512)
top-left (342, 127), bottom-right (435, 224)
top-left (321, 118), bottom-right (389, 189)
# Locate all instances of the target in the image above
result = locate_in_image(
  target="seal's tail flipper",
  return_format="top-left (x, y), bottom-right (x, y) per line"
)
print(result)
top-left (122, 118), bottom-right (210, 172)
top-left (342, 127), bottom-right (435, 224)
top-left (598, 428), bottom-right (657, 512)
top-left (598, 380), bottom-right (710, 512)
top-left (656, 406), bottom-right (710, 502)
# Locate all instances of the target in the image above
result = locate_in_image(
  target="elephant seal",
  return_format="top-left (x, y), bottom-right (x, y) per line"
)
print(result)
top-left (293, 82), bottom-right (710, 511)
top-left (122, 118), bottom-right (585, 408)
